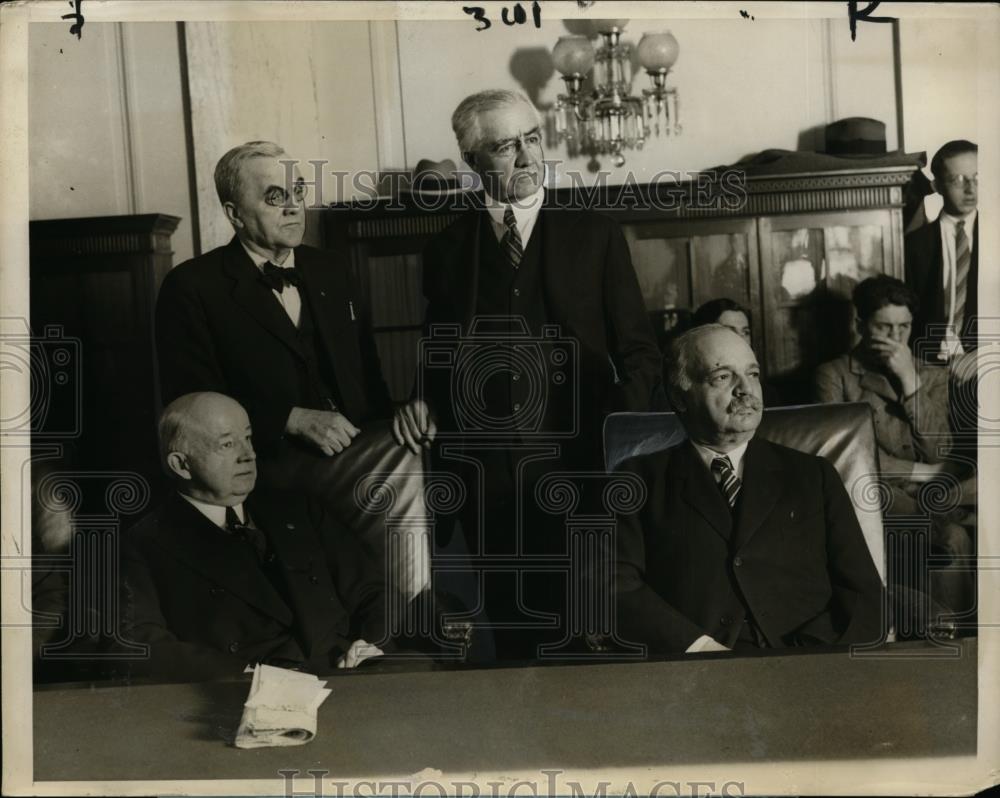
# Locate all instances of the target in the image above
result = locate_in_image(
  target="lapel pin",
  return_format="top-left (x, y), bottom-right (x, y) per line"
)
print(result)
top-left (320, 290), bottom-right (326, 297)
top-left (349, 300), bottom-right (356, 321)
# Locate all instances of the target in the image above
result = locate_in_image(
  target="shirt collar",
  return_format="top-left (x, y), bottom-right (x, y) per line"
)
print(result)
top-left (690, 438), bottom-right (751, 476)
top-left (939, 209), bottom-right (977, 231)
top-left (239, 240), bottom-right (295, 271)
top-left (179, 492), bottom-right (244, 529)
top-left (484, 185), bottom-right (545, 231)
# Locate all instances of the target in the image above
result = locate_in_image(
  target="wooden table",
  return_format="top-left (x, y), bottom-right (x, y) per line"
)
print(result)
top-left (33, 640), bottom-right (977, 781)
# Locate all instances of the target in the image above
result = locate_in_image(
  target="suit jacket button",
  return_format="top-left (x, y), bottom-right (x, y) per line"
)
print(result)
top-left (309, 575), bottom-right (320, 584)
top-left (228, 642), bottom-right (240, 653)
top-left (733, 556), bottom-right (743, 567)
top-left (286, 523), bottom-right (295, 530)
top-left (720, 614), bottom-right (732, 625)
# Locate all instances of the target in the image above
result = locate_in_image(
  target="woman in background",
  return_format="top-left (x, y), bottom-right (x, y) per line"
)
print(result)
top-left (691, 298), bottom-right (783, 406)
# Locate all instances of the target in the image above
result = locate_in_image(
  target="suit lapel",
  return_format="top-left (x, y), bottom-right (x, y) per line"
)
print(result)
top-left (676, 442), bottom-right (733, 543)
top-left (222, 237), bottom-right (304, 359)
top-left (454, 210), bottom-right (484, 329)
top-left (733, 438), bottom-right (783, 552)
top-left (154, 494), bottom-right (294, 625)
top-left (930, 220), bottom-right (947, 322)
top-left (295, 246), bottom-right (358, 404)
top-left (850, 349), bottom-right (898, 403)
top-left (540, 203), bottom-right (582, 326)
top-left (246, 496), bottom-right (333, 657)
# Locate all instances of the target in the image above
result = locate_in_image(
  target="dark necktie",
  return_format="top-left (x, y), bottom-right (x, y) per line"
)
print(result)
top-left (953, 220), bottom-right (970, 333)
top-left (710, 455), bottom-right (742, 509)
top-left (261, 261), bottom-right (301, 293)
top-left (501, 207), bottom-right (524, 269)
top-left (225, 506), bottom-right (269, 562)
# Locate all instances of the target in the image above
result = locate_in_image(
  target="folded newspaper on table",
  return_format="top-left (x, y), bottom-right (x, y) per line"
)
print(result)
top-left (234, 664), bottom-right (332, 748)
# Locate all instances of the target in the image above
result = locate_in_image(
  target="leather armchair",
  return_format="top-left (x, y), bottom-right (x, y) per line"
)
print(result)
top-left (603, 402), bottom-right (887, 582)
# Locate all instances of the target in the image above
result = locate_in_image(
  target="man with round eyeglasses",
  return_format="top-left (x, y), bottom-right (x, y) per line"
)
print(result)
top-left (905, 139), bottom-right (979, 362)
top-left (155, 141), bottom-right (432, 601)
top-left (409, 90), bottom-right (662, 661)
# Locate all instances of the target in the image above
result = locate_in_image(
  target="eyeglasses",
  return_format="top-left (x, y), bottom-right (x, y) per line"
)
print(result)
top-left (942, 174), bottom-right (978, 189)
top-left (263, 180), bottom-right (307, 207)
top-left (487, 130), bottom-right (543, 158)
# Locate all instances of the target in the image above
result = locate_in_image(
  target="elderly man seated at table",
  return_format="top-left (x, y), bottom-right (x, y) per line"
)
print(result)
top-left (613, 324), bottom-right (884, 655)
top-left (814, 275), bottom-right (972, 613)
top-left (120, 392), bottom-right (390, 682)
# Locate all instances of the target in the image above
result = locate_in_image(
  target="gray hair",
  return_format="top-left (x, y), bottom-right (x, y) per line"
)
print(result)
top-left (158, 392), bottom-right (241, 473)
top-left (665, 324), bottom-right (736, 408)
top-left (451, 89), bottom-right (540, 156)
top-left (213, 141), bottom-right (286, 206)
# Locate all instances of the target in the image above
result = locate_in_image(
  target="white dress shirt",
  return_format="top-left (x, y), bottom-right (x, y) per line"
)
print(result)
top-left (690, 438), bottom-right (750, 481)
top-left (241, 242), bottom-right (301, 328)
top-left (938, 209), bottom-right (977, 356)
top-left (180, 493), bottom-right (245, 530)
top-left (484, 185), bottom-right (545, 247)
top-left (684, 437), bottom-right (751, 653)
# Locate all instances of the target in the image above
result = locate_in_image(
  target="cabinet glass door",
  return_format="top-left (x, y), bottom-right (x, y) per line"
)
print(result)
top-left (758, 209), bottom-right (896, 400)
top-left (621, 218), bottom-right (761, 352)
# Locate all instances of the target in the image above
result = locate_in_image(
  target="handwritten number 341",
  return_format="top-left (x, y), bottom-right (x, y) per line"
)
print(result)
top-left (464, 2), bottom-right (542, 32)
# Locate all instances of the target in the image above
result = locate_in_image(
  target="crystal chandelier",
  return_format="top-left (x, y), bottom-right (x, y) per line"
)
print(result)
top-left (552, 20), bottom-right (680, 166)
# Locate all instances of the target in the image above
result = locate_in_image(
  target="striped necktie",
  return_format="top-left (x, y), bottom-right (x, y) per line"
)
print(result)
top-left (501, 206), bottom-right (524, 269)
top-left (710, 455), bottom-right (742, 509)
top-left (953, 220), bottom-right (970, 333)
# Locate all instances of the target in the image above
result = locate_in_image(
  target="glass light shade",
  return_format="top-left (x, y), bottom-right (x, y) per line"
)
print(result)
top-left (595, 18), bottom-right (629, 34)
top-left (637, 31), bottom-right (679, 71)
top-left (552, 35), bottom-right (595, 76)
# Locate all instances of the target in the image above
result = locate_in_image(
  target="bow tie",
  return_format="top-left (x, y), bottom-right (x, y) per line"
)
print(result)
top-left (260, 261), bottom-right (301, 293)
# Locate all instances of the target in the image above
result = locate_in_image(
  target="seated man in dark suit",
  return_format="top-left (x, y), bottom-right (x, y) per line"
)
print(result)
top-left (690, 297), bottom-right (782, 406)
top-left (155, 141), bottom-right (428, 600)
top-left (815, 275), bottom-right (972, 613)
top-left (613, 324), bottom-right (885, 654)
top-left (120, 392), bottom-right (389, 682)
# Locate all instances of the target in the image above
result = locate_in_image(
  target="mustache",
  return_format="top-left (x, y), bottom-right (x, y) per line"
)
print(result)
top-left (728, 397), bottom-right (762, 413)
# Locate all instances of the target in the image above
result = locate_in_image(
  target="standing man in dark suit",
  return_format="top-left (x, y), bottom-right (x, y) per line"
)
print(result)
top-left (613, 325), bottom-right (884, 654)
top-left (905, 140), bottom-right (978, 361)
top-left (904, 139), bottom-right (979, 469)
top-left (120, 393), bottom-right (389, 682)
top-left (156, 142), bottom-right (428, 599)
top-left (396, 90), bottom-right (662, 660)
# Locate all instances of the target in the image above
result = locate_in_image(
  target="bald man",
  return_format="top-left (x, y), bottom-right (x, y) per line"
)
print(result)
top-left (155, 141), bottom-right (430, 600)
top-left (120, 392), bottom-right (388, 681)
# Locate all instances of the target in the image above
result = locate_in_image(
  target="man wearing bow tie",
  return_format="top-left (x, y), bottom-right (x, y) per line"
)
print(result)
top-left (121, 392), bottom-right (388, 681)
top-left (612, 324), bottom-right (884, 654)
top-left (155, 142), bottom-right (429, 599)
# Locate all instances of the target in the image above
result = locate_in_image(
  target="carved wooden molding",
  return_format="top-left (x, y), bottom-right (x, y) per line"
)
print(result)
top-left (349, 214), bottom-right (462, 240)
top-left (30, 214), bottom-right (182, 259)
top-left (329, 164), bottom-right (918, 240)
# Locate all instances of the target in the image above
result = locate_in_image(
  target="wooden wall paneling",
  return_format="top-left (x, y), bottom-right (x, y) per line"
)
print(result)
top-left (29, 214), bottom-right (181, 506)
top-left (184, 21), bottom-right (380, 253)
top-left (326, 162), bottom-right (920, 405)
